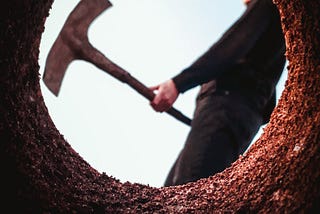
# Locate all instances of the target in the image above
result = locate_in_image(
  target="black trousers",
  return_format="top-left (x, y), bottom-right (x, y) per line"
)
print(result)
top-left (164, 81), bottom-right (263, 186)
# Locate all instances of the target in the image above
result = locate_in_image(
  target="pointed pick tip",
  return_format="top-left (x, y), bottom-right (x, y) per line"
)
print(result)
top-left (42, 73), bottom-right (61, 97)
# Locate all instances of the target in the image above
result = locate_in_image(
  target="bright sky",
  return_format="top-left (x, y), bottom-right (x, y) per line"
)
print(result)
top-left (39, 0), bottom-right (287, 187)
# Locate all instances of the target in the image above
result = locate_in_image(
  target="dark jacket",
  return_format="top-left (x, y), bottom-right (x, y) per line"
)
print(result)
top-left (172, 0), bottom-right (286, 124)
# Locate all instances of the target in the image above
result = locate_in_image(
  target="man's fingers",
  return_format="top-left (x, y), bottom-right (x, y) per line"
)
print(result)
top-left (149, 85), bottom-right (159, 92)
top-left (150, 95), bottom-right (170, 112)
top-left (150, 102), bottom-right (162, 112)
top-left (151, 101), bottom-right (168, 112)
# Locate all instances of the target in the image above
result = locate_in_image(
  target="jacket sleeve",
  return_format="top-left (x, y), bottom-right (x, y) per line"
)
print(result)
top-left (173, 0), bottom-right (277, 93)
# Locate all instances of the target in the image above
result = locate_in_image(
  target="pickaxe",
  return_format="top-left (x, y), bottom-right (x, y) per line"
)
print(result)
top-left (43, 0), bottom-right (191, 126)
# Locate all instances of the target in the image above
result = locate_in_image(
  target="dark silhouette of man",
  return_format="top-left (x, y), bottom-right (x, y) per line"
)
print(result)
top-left (150, 0), bottom-right (286, 186)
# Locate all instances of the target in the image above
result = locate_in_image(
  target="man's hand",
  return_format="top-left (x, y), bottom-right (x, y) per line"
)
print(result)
top-left (150, 79), bottom-right (179, 112)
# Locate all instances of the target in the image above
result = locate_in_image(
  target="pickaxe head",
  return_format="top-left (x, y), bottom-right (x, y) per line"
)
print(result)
top-left (43, 0), bottom-right (112, 96)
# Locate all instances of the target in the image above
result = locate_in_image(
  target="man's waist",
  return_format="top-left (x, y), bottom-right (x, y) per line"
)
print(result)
top-left (197, 80), bottom-right (272, 114)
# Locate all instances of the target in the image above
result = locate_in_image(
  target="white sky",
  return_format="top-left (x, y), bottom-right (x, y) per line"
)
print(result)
top-left (39, 0), bottom-right (287, 187)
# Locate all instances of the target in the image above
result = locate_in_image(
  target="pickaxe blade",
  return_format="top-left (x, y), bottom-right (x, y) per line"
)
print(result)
top-left (43, 37), bottom-right (75, 96)
top-left (43, 0), bottom-right (112, 96)
top-left (42, 0), bottom-right (192, 126)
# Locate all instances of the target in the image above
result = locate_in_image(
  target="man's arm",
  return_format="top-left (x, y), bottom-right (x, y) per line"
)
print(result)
top-left (173, 0), bottom-right (277, 93)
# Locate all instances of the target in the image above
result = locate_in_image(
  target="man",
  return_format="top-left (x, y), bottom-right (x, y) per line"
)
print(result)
top-left (150, 0), bottom-right (286, 186)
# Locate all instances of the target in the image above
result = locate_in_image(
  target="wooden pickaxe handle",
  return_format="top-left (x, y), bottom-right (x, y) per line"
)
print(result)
top-left (43, 0), bottom-right (192, 126)
top-left (83, 44), bottom-right (192, 126)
